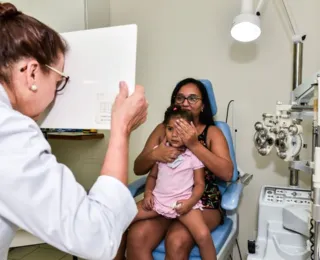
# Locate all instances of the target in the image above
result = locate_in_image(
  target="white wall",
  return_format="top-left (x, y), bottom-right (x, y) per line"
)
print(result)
top-left (109, 0), bottom-right (320, 258)
top-left (9, 0), bottom-right (110, 32)
top-left (9, 0), bottom-right (86, 32)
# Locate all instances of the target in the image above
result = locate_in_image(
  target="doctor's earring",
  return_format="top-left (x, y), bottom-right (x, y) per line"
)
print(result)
top-left (30, 85), bottom-right (38, 92)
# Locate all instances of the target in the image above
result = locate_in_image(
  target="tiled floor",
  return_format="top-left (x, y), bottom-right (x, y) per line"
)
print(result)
top-left (8, 244), bottom-right (84, 260)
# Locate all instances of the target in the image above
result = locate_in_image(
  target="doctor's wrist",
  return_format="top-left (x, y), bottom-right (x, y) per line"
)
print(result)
top-left (111, 122), bottom-right (131, 138)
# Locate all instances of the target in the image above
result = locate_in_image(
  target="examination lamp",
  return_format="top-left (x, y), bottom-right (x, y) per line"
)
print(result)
top-left (231, 0), bottom-right (305, 44)
top-left (230, 0), bottom-right (261, 42)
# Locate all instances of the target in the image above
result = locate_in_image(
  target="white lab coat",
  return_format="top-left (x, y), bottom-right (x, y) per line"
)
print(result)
top-left (0, 85), bottom-right (137, 260)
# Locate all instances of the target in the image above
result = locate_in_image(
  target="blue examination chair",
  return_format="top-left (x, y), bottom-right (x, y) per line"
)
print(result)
top-left (128, 79), bottom-right (243, 260)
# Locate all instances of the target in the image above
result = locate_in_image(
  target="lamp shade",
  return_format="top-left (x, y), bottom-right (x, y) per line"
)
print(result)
top-left (231, 13), bottom-right (261, 42)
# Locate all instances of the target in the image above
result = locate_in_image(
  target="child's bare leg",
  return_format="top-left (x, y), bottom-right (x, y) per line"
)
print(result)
top-left (178, 209), bottom-right (217, 260)
top-left (132, 201), bottom-right (159, 223)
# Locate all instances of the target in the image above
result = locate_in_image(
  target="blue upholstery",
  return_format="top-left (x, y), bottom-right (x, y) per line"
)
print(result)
top-left (221, 182), bottom-right (243, 211)
top-left (200, 79), bottom-right (217, 116)
top-left (128, 79), bottom-right (241, 259)
top-left (200, 80), bottom-right (238, 183)
top-left (128, 176), bottom-right (147, 197)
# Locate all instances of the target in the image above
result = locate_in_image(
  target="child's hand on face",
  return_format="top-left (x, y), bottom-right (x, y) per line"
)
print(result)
top-left (142, 191), bottom-right (154, 211)
top-left (174, 199), bottom-right (193, 215)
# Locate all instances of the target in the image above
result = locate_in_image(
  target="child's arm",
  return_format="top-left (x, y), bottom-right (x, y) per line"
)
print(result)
top-left (175, 153), bottom-right (205, 215)
top-left (188, 167), bottom-right (205, 205)
top-left (145, 163), bottom-right (159, 195)
top-left (142, 163), bottom-right (159, 211)
top-left (175, 167), bottom-right (205, 215)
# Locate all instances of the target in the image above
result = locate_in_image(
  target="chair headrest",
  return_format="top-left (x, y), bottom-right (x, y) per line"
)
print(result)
top-left (199, 79), bottom-right (239, 183)
top-left (200, 79), bottom-right (217, 116)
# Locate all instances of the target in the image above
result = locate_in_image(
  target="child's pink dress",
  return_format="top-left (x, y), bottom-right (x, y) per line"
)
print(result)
top-left (152, 149), bottom-right (204, 218)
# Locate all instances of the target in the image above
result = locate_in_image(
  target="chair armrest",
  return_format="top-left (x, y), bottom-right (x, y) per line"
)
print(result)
top-left (221, 182), bottom-right (243, 211)
top-left (128, 176), bottom-right (147, 197)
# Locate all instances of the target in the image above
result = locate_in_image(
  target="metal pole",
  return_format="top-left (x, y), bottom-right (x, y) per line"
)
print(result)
top-left (292, 42), bottom-right (303, 91)
top-left (289, 41), bottom-right (303, 186)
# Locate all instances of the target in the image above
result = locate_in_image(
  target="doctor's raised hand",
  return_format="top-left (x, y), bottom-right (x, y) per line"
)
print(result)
top-left (0, 2), bottom-right (146, 260)
top-left (105, 82), bottom-right (148, 184)
top-left (112, 82), bottom-right (148, 135)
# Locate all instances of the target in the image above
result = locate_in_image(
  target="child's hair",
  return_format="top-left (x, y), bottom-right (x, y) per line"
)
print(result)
top-left (163, 104), bottom-right (193, 125)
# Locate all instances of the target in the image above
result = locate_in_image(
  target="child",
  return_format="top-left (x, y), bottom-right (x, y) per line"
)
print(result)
top-left (132, 104), bottom-right (217, 260)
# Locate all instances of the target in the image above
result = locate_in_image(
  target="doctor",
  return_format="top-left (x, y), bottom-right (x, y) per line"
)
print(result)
top-left (0, 2), bottom-right (147, 260)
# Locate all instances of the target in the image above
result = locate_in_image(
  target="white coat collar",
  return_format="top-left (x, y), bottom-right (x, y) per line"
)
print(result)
top-left (0, 84), bottom-right (12, 108)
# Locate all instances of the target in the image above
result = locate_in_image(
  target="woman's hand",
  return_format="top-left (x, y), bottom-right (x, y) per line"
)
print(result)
top-left (111, 82), bottom-right (148, 136)
top-left (152, 137), bottom-right (185, 163)
top-left (175, 119), bottom-right (198, 148)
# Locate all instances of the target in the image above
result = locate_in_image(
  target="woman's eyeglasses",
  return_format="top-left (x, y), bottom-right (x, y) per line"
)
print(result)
top-left (174, 94), bottom-right (202, 105)
top-left (20, 64), bottom-right (70, 93)
top-left (45, 65), bottom-right (69, 93)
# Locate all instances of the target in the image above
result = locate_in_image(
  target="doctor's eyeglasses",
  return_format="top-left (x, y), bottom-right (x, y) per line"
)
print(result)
top-left (20, 64), bottom-right (70, 93)
top-left (45, 65), bottom-right (70, 93)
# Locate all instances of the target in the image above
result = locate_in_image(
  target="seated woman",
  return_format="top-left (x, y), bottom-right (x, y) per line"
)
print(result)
top-left (124, 78), bottom-right (233, 260)
top-left (132, 104), bottom-right (217, 260)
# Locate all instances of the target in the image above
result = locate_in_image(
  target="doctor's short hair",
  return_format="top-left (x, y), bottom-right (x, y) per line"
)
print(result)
top-left (170, 78), bottom-right (215, 126)
top-left (163, 104), bottom-right (193, 125)
top-left (0, 3), bottom-right (67, 84)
